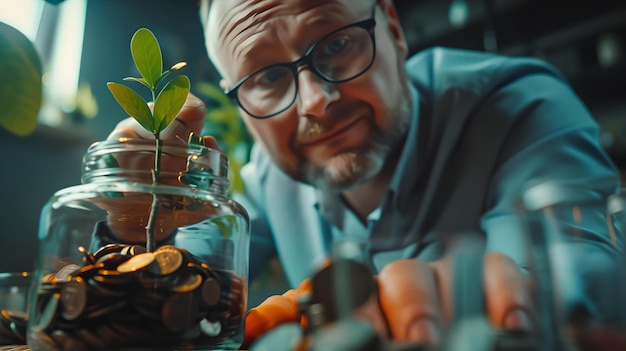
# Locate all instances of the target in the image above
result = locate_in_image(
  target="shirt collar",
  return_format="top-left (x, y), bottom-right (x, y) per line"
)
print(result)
top-left (314, 83), bottom-right (421, 225)
top-left (387, 83), bottom-right (421, 206)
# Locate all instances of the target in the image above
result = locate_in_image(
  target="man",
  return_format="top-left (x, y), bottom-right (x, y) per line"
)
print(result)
top-left (110, 0), bottom-right (622, 347)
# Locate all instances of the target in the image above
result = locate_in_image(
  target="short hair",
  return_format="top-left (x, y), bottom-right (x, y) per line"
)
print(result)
top-left (198, 0), bottom-right (212, 30)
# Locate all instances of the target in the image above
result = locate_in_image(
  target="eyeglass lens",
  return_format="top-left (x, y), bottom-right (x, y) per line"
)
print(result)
top-left (236, 23), bottom-right (374, 118)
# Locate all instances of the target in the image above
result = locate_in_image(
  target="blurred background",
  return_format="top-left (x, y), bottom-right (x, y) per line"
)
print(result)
top-left (0, 0), bottom-right (625, 305)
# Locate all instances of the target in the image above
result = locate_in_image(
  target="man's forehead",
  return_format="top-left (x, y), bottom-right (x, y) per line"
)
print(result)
top-left (202, 0), bottom-right (367, 22)
top-left (202, 0), bottom-right (373, 76)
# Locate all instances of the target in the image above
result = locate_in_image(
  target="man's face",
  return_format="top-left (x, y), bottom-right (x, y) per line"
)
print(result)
top-left (205, 0), bottom-right (412, 191)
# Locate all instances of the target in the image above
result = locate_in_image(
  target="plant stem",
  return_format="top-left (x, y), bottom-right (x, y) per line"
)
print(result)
top-left (145, 135), bottom-right (162, 252)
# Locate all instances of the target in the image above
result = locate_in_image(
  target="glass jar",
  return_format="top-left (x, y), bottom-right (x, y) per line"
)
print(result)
top-left (27, 138), bottom-right (250, 351)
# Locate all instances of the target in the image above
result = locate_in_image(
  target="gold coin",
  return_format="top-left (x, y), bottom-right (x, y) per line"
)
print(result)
top-left (171, 273), bottom-right (202, 293)
top-left (150, 245), bottom-right (183, 276)
top-left (61, 277), bottom-right (87, 320)
top-left (117, 252), bottom-right (155, 273)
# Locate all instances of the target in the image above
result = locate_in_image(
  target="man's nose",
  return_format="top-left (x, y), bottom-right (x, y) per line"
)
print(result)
top-left (296, 69), bottom-right (340, 119)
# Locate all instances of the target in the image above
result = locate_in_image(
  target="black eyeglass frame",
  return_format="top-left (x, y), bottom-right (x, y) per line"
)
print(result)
top-left (224, 8), bottom-right (378, 119)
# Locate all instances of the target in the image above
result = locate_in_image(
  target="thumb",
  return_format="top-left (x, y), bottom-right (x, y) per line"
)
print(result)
top-left (203, 135), bottom-right (223, 153)
top-left (159, 93), bottom-right (207, 141)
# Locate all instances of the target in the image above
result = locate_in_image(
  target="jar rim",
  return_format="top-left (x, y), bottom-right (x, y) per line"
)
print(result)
top-left (82, 138), bottom-right (229, 187)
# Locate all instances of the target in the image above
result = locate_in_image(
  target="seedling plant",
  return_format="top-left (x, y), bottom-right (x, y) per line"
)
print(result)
top-left (107, 27), bottom-right (190, 252)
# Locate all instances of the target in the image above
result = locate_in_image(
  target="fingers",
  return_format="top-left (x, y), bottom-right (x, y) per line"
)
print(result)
top-left (203, 135), bottom-right (223, 152)
top-left (159, 94), bottom-right (206, 140)
top-left (106, 117), bottom-right (152, 141)
top-left (375, 254), bottom-right (532, 347)
top-left (351, 288), bottom-right (390, 339)
top-left (483, 252), bottom-right (534, 331)
top-left (243, 254), bottom-right (533, 349)
top-left (377, 259), bottom-right (442, 346)
top-left (106, 93), bottom-right (207, 143)
top-left (435, 252), bottom-right (533, 332)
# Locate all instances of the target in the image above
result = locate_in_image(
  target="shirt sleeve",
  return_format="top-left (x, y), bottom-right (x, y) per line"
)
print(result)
top-left (235, 143), bottom-right (278, 282)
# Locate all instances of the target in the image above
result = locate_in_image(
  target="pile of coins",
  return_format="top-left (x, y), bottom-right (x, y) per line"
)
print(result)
top-left (28, 244), bottom-right (245, 350)
top-left (0, 309), bottom-right (28, 345)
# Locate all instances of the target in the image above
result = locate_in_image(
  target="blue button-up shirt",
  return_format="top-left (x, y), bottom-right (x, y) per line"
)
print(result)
top-left (235, 47), bottom-right (622, 311)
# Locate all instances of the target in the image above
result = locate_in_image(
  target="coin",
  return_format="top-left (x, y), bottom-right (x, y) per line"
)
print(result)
top-left (96, 252), bottom-right (130, 268)
top-left (123, 244), bottom-right (147, 256)
top-left (171, 273), bottom-right (203, 293)
top-left (93, 243), bottom-right (126, 259)
top-left (61, 277), bottom-right (87, 320)
top-left (2, 309), bottom-right (27, 325)
top-left (117, 252), bottom-right (156, 273)
top-left (38, 292), bottom-right (60, 330)
top-left (28, 325), bottom-right (60, 351)
top-left (200, 277), bottom-right (222, 307)
top-left (199, 318), bottom-right (222, 337)
top-left (32, 244), bottom-right (248, 349)
top-left (82, 299), bottom-right (125, 320)
top-left (149, 245), bottom-right (183, 276)
top-left (54, 264), bottom-right (80, 282)
top-left (9, 321), bottom-right (26, 343)
top-left (50, 329), bottom-right (88, 351)
top-left (77, 246), bottom-right (96, 265)
top-left (161, 292), bottom-right (199, 332)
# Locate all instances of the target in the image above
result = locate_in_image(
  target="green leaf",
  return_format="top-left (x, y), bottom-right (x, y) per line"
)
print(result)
top-left (153, 75), bottom-right (190, 133)
top-left (130, 28), bottom-right (162, 89)
top-left (0, 22), bottom-right (42, 136)
top-left (153, 70), bottom-right (171, 90)
top-left (154, 62), bottom-right (186, 90)
top-left (107, 82), bottom-right (154, 133)
top-left (123, 76), bottom-right (151, 90)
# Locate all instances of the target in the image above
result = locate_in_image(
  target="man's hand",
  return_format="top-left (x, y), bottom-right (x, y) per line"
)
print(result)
top-left (374, 254), bottom-right (532, 344)
top-left (98, 93), bottom-right (223, 242)
top-left (106, 93), bottom-right (220, 150)
top-left (243, 253), bottom-right (533, 348)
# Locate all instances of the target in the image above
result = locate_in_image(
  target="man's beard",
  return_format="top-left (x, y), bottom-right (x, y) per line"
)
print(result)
top-left (300, 139), bottom-right (390, 191)
top-left (298, 106), bottom-right (411, 192)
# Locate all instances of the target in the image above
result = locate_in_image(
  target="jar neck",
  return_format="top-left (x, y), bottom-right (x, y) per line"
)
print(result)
top-left (81, 138), bottom-right (230, 196)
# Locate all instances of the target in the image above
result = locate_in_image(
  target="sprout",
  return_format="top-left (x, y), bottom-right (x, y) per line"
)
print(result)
top-left (107, 28), bottom-right (191, 251)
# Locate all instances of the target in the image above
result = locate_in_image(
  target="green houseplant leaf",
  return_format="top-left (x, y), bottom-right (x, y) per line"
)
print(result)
top-left (0, 22), bottom-right (42, 136)
top-left (154, 61), bottom-right (187, 89)
top-left (106, 82), bottom-right (154, 132)
top-left (123, 76), bottom-right (151, 90)
top-left (154, 75), bottom-right (190, 132)
top-left (130, 28), bottom-right (162, 90)
top-left (107, 27), bottom-right (190, 252)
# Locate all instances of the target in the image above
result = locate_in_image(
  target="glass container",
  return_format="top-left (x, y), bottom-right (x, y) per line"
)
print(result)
top-left (0, 272), bottom-right (32, 345)
top-left (27, 138), bottom-right (250, 351)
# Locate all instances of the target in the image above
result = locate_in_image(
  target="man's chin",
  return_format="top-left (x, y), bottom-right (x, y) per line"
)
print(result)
top-left (301, 150), bottom-right (385, 192)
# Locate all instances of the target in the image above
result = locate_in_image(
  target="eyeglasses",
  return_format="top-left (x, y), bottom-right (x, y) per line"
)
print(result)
top-left (224, 6), bottom-right (377, 119)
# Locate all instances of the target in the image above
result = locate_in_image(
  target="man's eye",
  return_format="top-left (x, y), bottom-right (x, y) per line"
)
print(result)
top-left (323, 37), bottom-right (348, 56)
top-left (258, 67), bottom-right (288, 85)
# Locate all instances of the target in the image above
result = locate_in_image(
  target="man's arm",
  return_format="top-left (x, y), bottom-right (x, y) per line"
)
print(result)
top-left (480, 72), bottom-right (622, 323)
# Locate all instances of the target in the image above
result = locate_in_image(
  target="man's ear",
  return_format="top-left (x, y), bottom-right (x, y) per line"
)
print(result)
top-left (379, 0), bottom-right (409, 58)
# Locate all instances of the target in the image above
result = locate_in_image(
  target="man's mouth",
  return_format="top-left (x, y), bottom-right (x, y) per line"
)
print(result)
top-left (299, 117), bottom-right (363, 146)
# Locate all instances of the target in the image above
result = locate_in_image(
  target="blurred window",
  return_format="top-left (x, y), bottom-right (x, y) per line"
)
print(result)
top-left (0, 0), bottom-right (45, 42)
